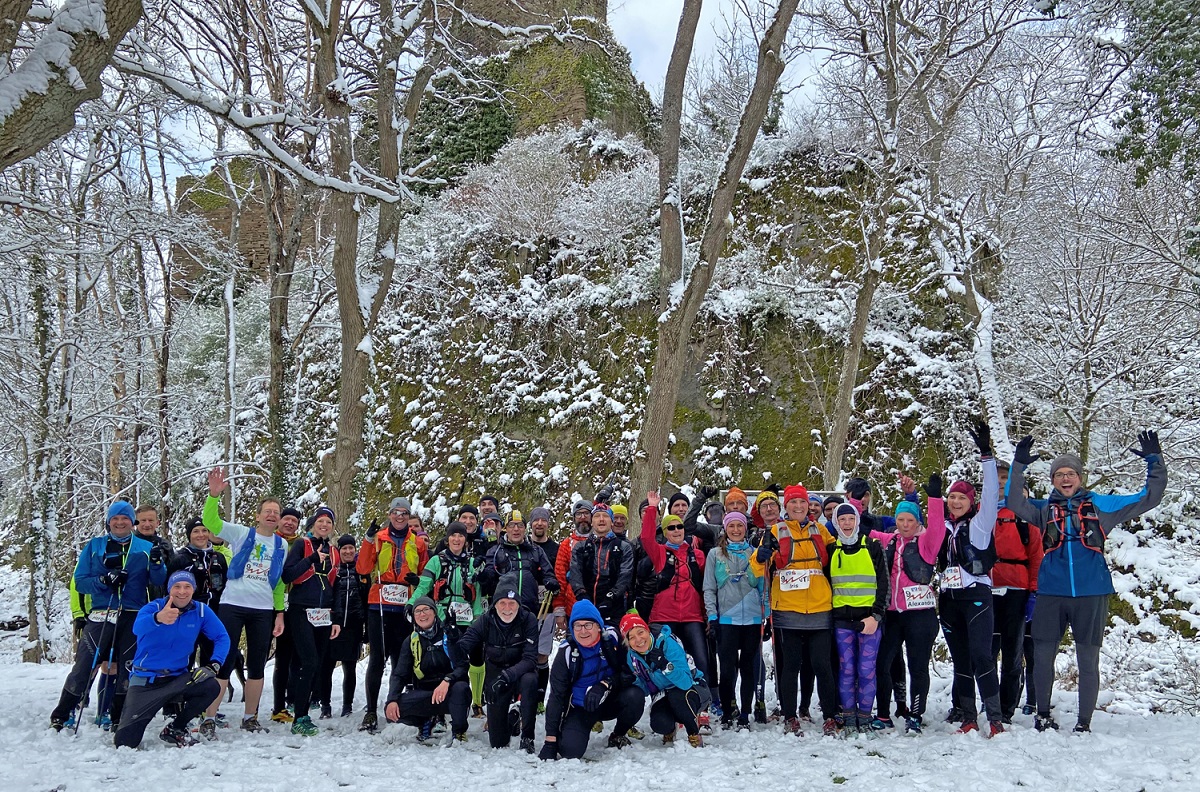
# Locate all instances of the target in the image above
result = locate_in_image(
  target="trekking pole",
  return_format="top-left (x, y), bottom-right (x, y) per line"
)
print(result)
top-left (73, 594), bottom-right (123, 735)
top-left (536, 589), bottom-right (554, 630)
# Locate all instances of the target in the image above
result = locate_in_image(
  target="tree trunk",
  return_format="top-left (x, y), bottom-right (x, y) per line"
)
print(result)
top-left (822, 266), bottom-right (880, 489)
top-left (630, 0), bottom-right (800, 524)
top-left (24, 252), bottom-right (55, 661)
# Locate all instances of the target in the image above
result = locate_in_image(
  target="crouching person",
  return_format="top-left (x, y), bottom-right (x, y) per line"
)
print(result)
top-left (113, 571), bottom-right (230, 748)
top-left (383, 597), bottom-right (471, 741)
top-left (539, 600), bottom-right (645, 760)
top-left (620, 614), bottom-right (710, 747)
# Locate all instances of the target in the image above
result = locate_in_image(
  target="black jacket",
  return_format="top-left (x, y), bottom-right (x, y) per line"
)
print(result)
top-left (282, 535), bottom-right (335, 609)
top-left (452, 606), bottom-right (538, 682)
top-left (330, 560), bottom-right (369, 628)
top-left (168, 545), bottom-right (228, 607)
top-left (567, 533), bottom-right (634, 607)
top-left (432, 530), bottom-right (494, 562)
top-left (479, 538), bottom-right (552, 610)
top-left (387, 623), bottom-right (458, 699)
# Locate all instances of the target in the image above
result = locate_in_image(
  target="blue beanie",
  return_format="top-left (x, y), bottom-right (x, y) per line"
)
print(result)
top-left (895, 501), bottom-right (922, 523)
top-left (167, 570), bottom-right (196, 590)
top-left (569, 599), bottom-right (603, 631)
top-left (106, 501), bottom-right (137, 527)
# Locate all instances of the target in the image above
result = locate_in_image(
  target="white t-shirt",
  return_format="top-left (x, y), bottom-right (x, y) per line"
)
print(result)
top-left (220, 522), bottom-right (281, 611)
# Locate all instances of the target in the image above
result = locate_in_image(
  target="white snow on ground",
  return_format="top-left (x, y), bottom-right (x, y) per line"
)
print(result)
top-left (1, 658), bottom-right (1197, 792)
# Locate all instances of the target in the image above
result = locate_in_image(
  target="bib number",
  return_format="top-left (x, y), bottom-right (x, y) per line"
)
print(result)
top-left (244, 559), bottom-right (270, 584)
top-left (448, 602), bottom-right (473, 624)
top-left (941, 566), bottom-right (964, 591)
top-left (903, 585), bottom-right (936, 610)
top-left (778, 568), bottom-right (812, 591)
top-left (381, 584), bottom-right (409, 606)
top-left (87, 610), bottom-right (119, 624)
top-left (306, 608), bottom-right (332, 627)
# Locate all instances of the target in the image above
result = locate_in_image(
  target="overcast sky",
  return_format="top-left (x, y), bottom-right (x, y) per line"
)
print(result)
top-left (607, 1), bottom-right (734, 96)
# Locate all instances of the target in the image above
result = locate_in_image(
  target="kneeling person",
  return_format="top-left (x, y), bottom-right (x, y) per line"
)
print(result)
top-left (384, 598), bottom-right (471, 741)
top-left (113, 571), bottom-right (230, 748)
top-left (621, 614), bottom-right (710, 747)
top-left (540, 600), bottom-right (645, 760)
top-left (454, 574), bottom-right (540, 752)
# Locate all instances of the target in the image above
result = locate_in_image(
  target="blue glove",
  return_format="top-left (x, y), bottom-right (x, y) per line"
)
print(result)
top-left (1025, 592), bottom-right (1037, 623)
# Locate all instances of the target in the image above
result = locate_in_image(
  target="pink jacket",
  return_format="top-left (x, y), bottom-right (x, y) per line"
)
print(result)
top-left (869, 497), bottom-right (946, 612)
top-left (642, 506), bottom-right (707, 623)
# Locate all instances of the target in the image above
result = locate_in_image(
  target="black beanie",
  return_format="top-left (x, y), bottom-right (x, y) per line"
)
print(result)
top-left (458, 504), bottom-right (480, 519)
top-left (337, 534), bottom-right (356, 548)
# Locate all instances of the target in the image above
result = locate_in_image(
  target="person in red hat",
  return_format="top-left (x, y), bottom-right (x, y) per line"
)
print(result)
top-left (620, 613), bottom-right (710, 747)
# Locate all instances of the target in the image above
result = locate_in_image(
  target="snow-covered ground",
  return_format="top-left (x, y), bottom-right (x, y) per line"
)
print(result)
top-left (3, 659), bottom-right (1197, 792)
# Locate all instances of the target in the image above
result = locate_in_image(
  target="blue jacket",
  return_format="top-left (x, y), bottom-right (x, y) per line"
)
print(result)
top-left (131, 597), bottom-right (230, 681)
top-left (1008, 455), bottom-right (1167, 597)
top-left (73, 534), bottom-right (168, 611)
top-left (702, 543), bottom-right (767, 625)
top-left (626, 624), bottom-right (702, 696)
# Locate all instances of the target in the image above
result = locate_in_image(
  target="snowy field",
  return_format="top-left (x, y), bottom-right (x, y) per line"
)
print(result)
top-left (2, 660), bottom-right (1197, 792)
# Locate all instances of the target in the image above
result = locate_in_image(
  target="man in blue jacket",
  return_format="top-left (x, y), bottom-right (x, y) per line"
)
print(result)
top-left (51, 501), bottom-right (168, 731)
top-left (113, 570), bottom-right (230, 747)
top-left (1007, 431), bottom-right (1167, 733)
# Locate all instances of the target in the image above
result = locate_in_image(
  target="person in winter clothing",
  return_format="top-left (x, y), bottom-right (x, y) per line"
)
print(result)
top-left (870, 476), bottom-right (946, 733)
top-left (554, 502), bottom-right (592, 610)
top-left (50, 500), bottom-right (169, 731)
top-left (480, 512), bottom-right (504, 544)
top-left (990, 461), bottom-right (1044, 723)
top-left (826, 503), bottom-right (889, 733)
top-left (198, 469), bottom-right (287, 734)
top-left (281, 506), bottom-right (339, 735)
top-left (530, 507), bottom-right (560, 571)
top-left (169, 517), bottom-right (230, 670)
top-left (357, 496), bottom-right (429, 733)
top-left (432, 504), bottom-right (494, 560)
top-left (319, 534), bottom-right (369, 718)
top-left (383, 598), bottom-right (471, 741)
top-left (938, 421), bottom-right (1003, 736)
top-left (1008, 431), bottom-right (1166, 733)
top-left (640, 492), bottom-right (711, 730)
top-left (270, 505), bottom-right (306, 722)
top-left (703, 511), bottom-right (766, 729)
top-left (568, 506), bottom-right (634, 627)
top-left (413, 522), bottom-right (483, 633)
top-left (724, 487), bottom-right (749, 516)
top-left (135, 505), bottom-right (172, 600)
top-left (528, 505), bottom-right (562, 696)
top-left (621, 614), bottom-right (710, 746)
top-left (453, 574), bottom-right (540, 751)
top-left (750, 488), bottom-right (838, 736)
top-left (113, 571), bottom-right (230, 748)
top-left (480, 511), bottom-right (557, 613)
top-left (610, 504), bottom-right (629, 536)
top-left (539, 600), bottom-right (645, 760)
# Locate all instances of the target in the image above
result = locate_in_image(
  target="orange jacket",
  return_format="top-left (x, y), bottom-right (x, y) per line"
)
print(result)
top-left (553, 532), bottom-right (588, 613)
top-left (357, 528), bottom-right (429, 607)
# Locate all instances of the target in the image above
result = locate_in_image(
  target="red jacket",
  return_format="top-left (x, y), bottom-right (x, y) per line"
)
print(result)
top-left (991, 507), bottom-right (1043, 591)
top-left (641, 506), bottom-right (706, 623)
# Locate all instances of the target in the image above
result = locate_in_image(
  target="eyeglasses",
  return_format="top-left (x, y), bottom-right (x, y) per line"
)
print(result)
top-left (1052, 472), bottom-right (1079, 481)
top-left (412, 606), bottom-right (435, 616)
top-left (390, 510), bottom-right (410, 518)
top-left (573, 621), bottom-right (599, 631)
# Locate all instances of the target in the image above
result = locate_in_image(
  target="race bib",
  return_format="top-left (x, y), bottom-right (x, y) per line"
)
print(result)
top-left (244, 559), bottom-right (270, 584)
top-left (306, 608), bottom-right (332, 627)
top-left (903, 585), bottom-right (937, 610)
top-left (381, 584), bottom-right (409, 605)
top-left (941, 566), bottom-right (964, 590)
top-left (448, 601), bottom-right (473, 624)
top-left (87, 610), bottom-right (119, 624)
top-left (778, 568), bottom-right (811, 591)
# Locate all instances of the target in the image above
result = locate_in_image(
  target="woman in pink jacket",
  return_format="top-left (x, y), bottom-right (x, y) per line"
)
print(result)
top-left (869, 474), bottom-right (946, 733)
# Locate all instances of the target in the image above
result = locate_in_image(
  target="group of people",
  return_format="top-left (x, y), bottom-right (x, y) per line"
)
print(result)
top-left (49, 423), bottom-right (1167, 757)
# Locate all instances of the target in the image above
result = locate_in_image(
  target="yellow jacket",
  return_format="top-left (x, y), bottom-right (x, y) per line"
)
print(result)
top-left (749, 520), bottom-right (834, 615)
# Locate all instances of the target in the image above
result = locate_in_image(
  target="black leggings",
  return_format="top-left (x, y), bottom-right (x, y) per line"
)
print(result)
top-left (940, 589), bottom-right (1000, 722)
top-left (272, 619), bottom-right (295, 712)
top-left (390, 682), bottom-right (471, 733)
top-left (650, 685), bottom-right (710, 736)
top-left (365, 607), bottom-right (410, 713)
top-left (991, 590), bottom-right (1030, 720)
top-left (715, 624), bottom-right (760, 719)
top-left (285, 607), bottom-right (332, 718)
top-left (113, 674), bottom-right (220, 748)
top-left (51, 611), bottom-right (137, 726)
top-left (775, 626), bottom-right (836, 720)
top-left (876, 608), bottom-right (939, 718)
top-left (557, 686), bottom-right (646, 759)
top-left (218, 604), bottom-right (274, 680)
top-left (485, 669), bottom-right (538, 747)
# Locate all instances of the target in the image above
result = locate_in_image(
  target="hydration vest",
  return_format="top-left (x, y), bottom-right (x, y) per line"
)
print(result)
top-left (656, 543), bottom-right (703, 594)
top-left (1044, 498), bottom-right (1106, 553)
top-left (887, 534), bottom-right (934, 585)
top-left (290, 537), bottom-right (335, 587)
top-left (940, 518), bottom-right (996, 577)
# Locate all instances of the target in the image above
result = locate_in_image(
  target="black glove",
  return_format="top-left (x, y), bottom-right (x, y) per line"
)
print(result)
top-left (488, 672), bottom-right (511, 702)
top-left (923, 473), bottom-right (943, 499)
top-left (1132, 430), bottom-right (1161, 458)
top-left (765, 482), bottom-right (783, 495)
top-left (698, 485), bottom-right (719, 501)
top-left (584, 681), bottom-right (610, 711)
top-left (73, 616), bottom-right (86, 636)
top-left (148, 545), bottom-right (165, 565)
top-left (101, 569), bottom-right (128, 589)
top-left (103, 552), bottom-right (123, 570)
top-left (404, 572), bottom-right (420, 587)
top-left (544, 578), bottom-right (560, 593)
top-left (494, 549), bottom-right (510, 573)
top-left (755, 532), bottom-right (778, 564)
top-left (1014, 435), bottom-right (1038, 465)
top-left (366, 519), bottom-right (381, 540)
top-left (538, 741), bottom-right (559, 761)
top-left (967, 419), bottom-right (993, 457)
top-left (595, 485), bottom-right (614, 504)
top-left (190, 662), bottom-right (221, 684)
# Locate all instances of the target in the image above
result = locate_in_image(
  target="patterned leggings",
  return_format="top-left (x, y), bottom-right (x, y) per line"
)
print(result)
top-left (835, 625), bottom-right (882, 717)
